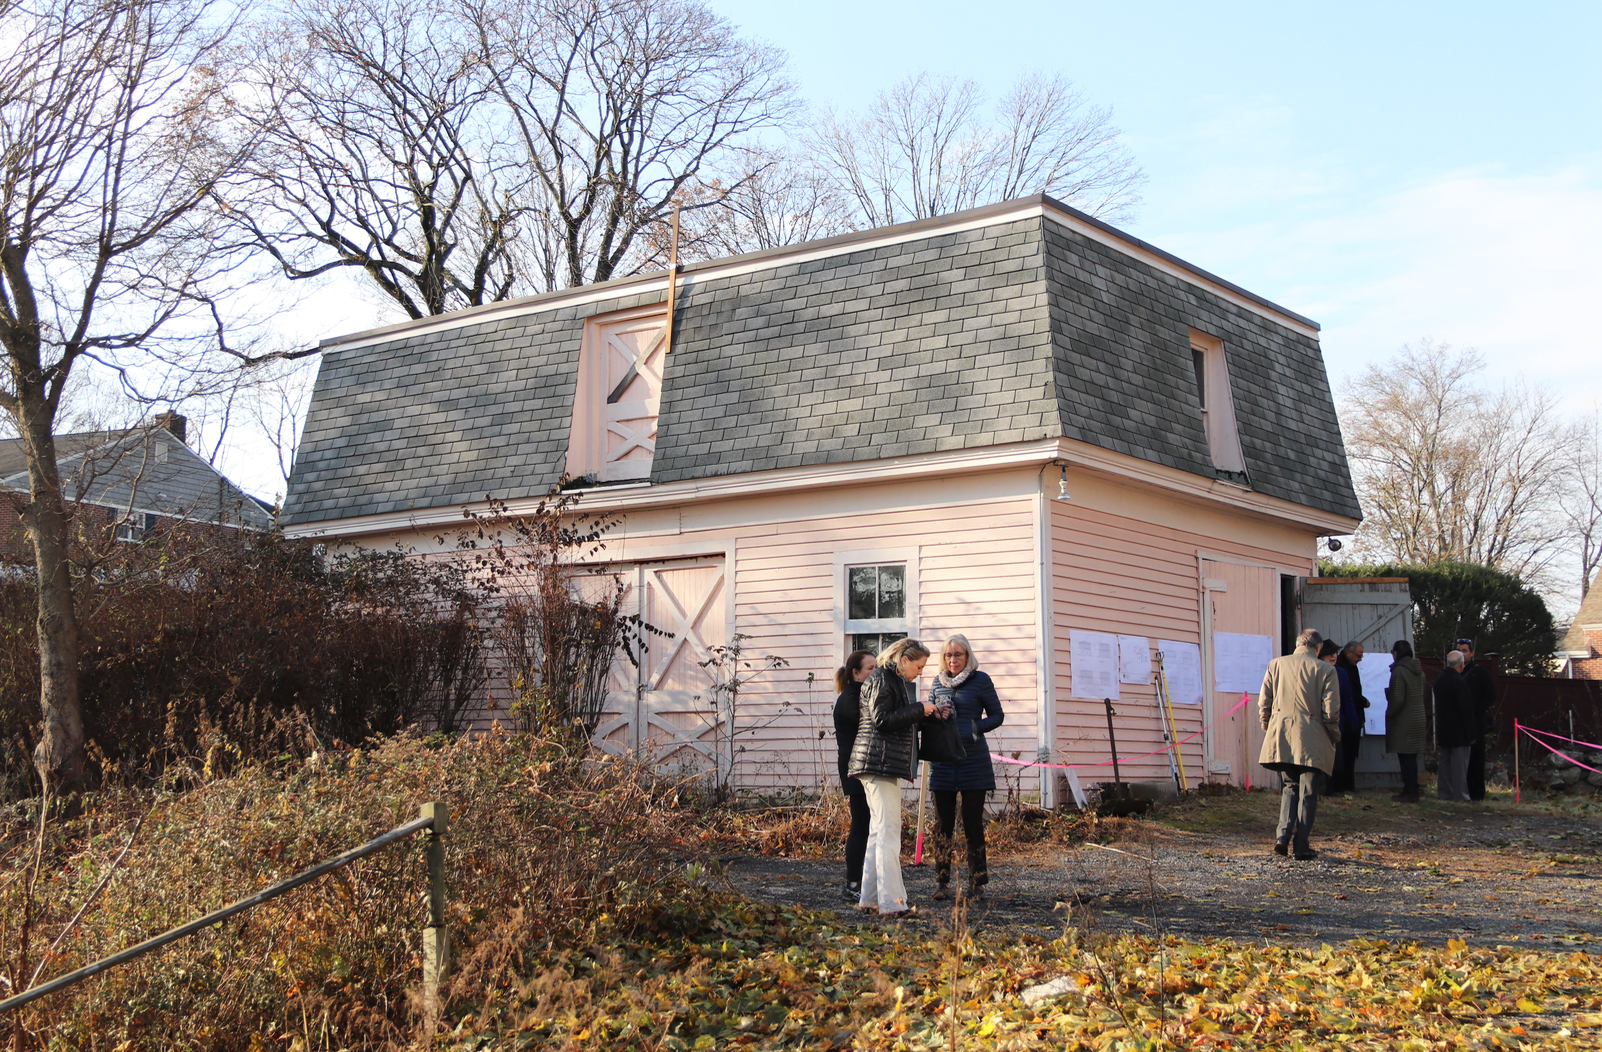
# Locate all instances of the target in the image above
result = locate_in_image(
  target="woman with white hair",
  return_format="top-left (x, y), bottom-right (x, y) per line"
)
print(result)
top-left (927, 634), bottom-right (1005, 901)
top-left (847, 637), bottom-right (935, 917)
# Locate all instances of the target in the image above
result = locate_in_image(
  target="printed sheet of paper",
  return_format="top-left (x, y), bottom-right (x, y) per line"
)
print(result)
top-left (1070, 630), bottom-right (1120, 700)
top-left (1156, 640), bottom-right (1204, 705)
top-left (1359, 652), bottom-right (1392, 735)
top-left (1214, 632), bottom-right (1274, 694)
top-left (1118, 635), bottom-right (1152, 684)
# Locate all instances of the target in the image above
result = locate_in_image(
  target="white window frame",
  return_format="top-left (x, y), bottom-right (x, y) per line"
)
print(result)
top-left (833, 546), bottom-right (919, 656)
top-left (1189, 328), bottom-right (1247, 475)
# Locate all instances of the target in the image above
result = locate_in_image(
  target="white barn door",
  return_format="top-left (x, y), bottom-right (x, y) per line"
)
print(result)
top-left (599, 315), bottom-right (666, 482)
top-left (592, 557), bottom-right (730, 777)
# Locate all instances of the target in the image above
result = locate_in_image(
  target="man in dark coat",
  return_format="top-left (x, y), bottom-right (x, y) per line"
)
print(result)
top-left (1434, 651), bottom-right (1476, 802)
top-left (1334, 642), bottom-right (1369, 792)
top-left (1456, 638), bottom-right (1497, 801)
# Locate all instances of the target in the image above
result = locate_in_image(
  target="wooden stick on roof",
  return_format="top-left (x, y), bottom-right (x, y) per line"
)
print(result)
top-left (664, 205), bottom-right (680, 354)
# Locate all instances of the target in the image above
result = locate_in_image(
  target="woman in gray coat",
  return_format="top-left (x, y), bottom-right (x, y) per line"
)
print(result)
top-left (1384, 639), bottom-right (1426, 802)
top-left (847, 637), bottom-right (933, 916)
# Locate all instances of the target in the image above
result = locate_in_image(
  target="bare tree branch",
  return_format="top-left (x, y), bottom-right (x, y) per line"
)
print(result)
top-left (0, 0), bottom-right (262, 790)
top-left (806, 71), bottom-right (1144, 227)
top-left (1339, 340), bottom-right (1569, 588)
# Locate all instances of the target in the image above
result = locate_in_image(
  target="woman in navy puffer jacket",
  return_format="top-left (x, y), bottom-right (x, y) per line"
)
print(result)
top-left (927, 634), bottom-right (1005, 900)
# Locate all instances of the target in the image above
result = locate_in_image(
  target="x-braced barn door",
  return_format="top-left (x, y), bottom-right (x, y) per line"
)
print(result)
top-left (599, 313), bottom-right (666, 482)
top-left (592, 557), bottom-right (730, 777)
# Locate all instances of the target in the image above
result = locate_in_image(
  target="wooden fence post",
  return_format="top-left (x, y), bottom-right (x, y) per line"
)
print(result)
top-left (421, 802), bottom-right (448, 1030)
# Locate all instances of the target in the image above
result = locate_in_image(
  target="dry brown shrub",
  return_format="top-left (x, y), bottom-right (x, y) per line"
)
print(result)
top-left (0, 732), bottom-right (718, 1051)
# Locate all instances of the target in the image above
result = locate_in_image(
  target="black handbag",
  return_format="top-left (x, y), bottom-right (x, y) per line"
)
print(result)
top-left (918, 716), bottom-right (967, 764)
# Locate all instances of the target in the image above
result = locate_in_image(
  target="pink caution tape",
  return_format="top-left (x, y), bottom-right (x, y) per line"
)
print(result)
top-left (1518, 725), bottom-right (1602, 775)
top-left (991, 693), bottom-right (1253, 771)
top-left (1520, 725), bottom-right (1602, 753)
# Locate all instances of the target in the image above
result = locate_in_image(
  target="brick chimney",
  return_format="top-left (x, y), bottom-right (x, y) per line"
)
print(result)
top-left (156, 411), bottom-right (187, 444)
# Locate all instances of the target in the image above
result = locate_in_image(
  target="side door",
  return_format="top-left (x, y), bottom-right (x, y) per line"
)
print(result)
top-left (1299, 577), bottom-right (1414, 789)
top-left (1200, 557), bottom-right (1279, 789)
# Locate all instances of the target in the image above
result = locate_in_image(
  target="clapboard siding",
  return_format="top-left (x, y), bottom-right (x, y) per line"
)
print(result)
top-left (1050, 491), bottom-right (1315, 788)
top-left (725, 494), bottom-right (1041, 790)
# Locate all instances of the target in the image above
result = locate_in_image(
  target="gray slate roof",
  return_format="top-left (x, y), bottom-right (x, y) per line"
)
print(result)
top-left (1, 430), bottom-right (274, 529)
top-left (284, 197), bottom-right (1360, 526)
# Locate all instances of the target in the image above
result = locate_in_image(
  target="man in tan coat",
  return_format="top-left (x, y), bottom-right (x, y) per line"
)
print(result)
top-left (1258, 628), bottom-right (1341, 860)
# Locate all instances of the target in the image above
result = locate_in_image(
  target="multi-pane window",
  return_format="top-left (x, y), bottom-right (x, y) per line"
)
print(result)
top-left (114, 513), bottom-right (154, 542)
top-left (846, 563), bottom-right (908, 657)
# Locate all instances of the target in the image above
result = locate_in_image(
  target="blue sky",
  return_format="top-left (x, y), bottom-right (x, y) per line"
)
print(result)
top-left (708, 0), bottom-right (1599, 405)
top-left (225, 1), bottom-right (1599, 502)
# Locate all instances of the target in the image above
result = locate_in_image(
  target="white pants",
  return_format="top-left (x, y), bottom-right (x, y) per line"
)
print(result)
top-left (859, 775), bottom-right (909, 914)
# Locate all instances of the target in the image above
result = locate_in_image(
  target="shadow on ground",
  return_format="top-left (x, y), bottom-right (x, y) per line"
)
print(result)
top-left (723, 786), bottom-right (1602, 948)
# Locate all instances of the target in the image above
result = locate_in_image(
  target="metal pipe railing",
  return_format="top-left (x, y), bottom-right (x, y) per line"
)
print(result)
top-left (1, 802), bottom-right (447, 1015)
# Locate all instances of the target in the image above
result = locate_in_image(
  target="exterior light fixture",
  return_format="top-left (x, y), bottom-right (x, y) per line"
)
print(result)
top-left (1055, 463), bottom-right (1071, 502)
top-left (1326, 537), bottom-right (1343, 552)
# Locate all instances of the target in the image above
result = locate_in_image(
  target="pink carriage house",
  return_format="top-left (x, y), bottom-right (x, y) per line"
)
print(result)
top-left (281, 195), bottom-right (1361, 802)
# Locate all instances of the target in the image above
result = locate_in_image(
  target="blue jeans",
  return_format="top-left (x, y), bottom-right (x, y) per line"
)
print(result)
top-left (1275, 766), bottom-right (1323, 854)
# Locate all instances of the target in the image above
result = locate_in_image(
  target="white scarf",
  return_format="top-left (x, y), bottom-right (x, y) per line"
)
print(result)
top-left (939, 667), bottom-right (974, 690)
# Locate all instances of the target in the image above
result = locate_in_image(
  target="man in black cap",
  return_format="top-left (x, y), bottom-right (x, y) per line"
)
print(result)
top-left (1457, 638), bottom-right (1497, 802)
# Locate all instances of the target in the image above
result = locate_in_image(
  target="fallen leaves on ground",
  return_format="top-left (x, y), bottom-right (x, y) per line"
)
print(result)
top-left (444, 895), bottom-right (1602, 1050)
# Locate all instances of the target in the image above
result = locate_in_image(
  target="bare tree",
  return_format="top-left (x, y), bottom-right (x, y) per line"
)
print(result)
top-left (1559, 408), bottom-right (1602, 599)
top-left (0, 0), bottom-right (258, 792)
top-left (808, 72), bottom-right (1144, 228)
top-left (1340, 340), bottom-right (1568, 582)
top-left (648, 149), bottom-right (857, 261)
top-left (216, 0), bottom-right (532, 318)
top-left (469, 0), bottom-right (798, 289)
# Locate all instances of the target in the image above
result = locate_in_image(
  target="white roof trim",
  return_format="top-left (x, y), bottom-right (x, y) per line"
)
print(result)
top-left (285, 436), bottom-right (1358, 541)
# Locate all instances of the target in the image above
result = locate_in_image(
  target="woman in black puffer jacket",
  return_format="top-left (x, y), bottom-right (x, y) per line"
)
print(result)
top-left (927, 634), bottom-right (1004, 900)
top-left (847, 637), bottom-right (933, 916)
top-left (832, 649), bottom-right (877, 903)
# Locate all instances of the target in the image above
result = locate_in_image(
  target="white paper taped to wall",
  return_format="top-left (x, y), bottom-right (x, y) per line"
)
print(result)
top-left (1157, 640), bottom-right (1204, 705)
top-left (1070, 629), bottom-right (1120, 700)
top-left (1214, 632), bottom-right (1274, 694)
top-left (1118, 635), bottom-right (1151, 684)
top-left (1359, 652), bottom-right (1391, 735)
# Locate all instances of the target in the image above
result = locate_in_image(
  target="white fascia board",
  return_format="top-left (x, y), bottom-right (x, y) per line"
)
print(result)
top-left (1555, 650), bottom-right (1594, 659)
top-left (284, 437), bottom-right (1358, 540)
top-left (321, 201), bottom-right (1318, 355)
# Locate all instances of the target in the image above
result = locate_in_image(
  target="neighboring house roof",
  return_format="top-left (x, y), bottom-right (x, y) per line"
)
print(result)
top-left (283, 194), bottom-right (1360, 528)
top-left (0, 428), bottom-right (274, 530)
top-left (1559, 570), bottom-right (1602, 655)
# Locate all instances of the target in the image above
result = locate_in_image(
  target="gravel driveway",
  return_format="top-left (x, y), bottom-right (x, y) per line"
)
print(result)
top-left (722, 787), bottom-right (1602, 948)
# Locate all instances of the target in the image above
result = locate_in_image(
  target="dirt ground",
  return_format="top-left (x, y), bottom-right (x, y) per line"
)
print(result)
top-left (722, 786), bottom-right (1602, 948)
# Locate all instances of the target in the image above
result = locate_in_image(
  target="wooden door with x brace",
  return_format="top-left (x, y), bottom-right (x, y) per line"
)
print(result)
top-left (592, 557), bottom-right (730, 777)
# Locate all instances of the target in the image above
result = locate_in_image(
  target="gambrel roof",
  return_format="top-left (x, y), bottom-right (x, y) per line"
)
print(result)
top-left (282, 195), bottom-right (1360, 527)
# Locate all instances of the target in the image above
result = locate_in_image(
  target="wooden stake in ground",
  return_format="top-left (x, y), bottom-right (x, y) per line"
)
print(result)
top-left (913, 761), bottom-right (930, 865)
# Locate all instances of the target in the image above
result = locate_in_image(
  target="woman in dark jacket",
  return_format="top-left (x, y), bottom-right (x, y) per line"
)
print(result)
top-left (832, 649), bottom-right (876, 902)
top-left (847, 637), bottom-right (934, 916)
top-left (927, 634), bottom-right (1004, 900)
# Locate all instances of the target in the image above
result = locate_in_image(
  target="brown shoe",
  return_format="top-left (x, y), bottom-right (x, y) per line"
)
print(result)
top-left (1273, 842), bottom-right (1289, 856)
top-left (931, 884), bottom-right (950, 901)
top-left (1390, 792), bottom-right (1420, 803)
